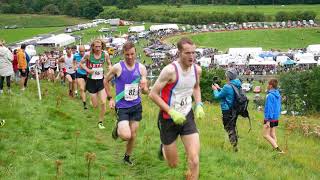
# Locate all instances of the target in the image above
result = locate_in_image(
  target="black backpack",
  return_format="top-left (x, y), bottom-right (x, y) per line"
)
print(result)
top-left (229, 83), bottom-right (252, 132)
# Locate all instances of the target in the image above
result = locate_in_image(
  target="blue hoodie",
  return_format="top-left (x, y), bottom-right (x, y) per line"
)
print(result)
top-left (212, 79), bottom-right (242, 111)
top-left (264, 89), bottom-right (281, 121)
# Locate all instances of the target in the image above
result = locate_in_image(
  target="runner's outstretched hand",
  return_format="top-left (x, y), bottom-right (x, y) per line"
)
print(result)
top-left (168, 109), bottom-right (186, 125)
top-left (195, 104), bottom-right (205, 120)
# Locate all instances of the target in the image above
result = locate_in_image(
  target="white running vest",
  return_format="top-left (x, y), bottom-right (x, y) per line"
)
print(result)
top-left (64, 54), bottom-right (75, 74)
top-left (170, 61), bottom-right (197, 116)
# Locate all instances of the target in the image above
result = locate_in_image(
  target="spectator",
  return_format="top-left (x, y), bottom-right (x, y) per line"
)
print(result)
top-left (0, 40), bottom-right (14, 94)
top-left (212, 68), bottom-right (242, 152)
top-left (263, 79), bottom-right (284, 153)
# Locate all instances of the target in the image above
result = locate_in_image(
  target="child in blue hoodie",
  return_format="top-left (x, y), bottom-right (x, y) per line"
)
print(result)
top-left (263, 79), bottom-right (284, 153)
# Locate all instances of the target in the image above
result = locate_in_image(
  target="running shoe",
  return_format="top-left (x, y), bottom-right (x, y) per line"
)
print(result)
top-left (98, 122), bottom-right (106, 129)
top-left (0, 120), bottom-right (5, 127)
top-left (123, 155), bottom-right (134, 166)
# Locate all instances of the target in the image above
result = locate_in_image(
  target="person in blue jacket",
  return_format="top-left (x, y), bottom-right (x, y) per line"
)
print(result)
top-left (263, 79), bottom-right (284, 153)
top-left (212, 68), bottom-right (242, 152)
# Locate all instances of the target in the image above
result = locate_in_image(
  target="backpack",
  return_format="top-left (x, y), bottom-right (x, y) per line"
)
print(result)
top-left (229, 83), bottom-right (252, 132)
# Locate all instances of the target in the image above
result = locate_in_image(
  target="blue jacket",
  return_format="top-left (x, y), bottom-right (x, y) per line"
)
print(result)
top-left (264, 89), bottom-right (281, 121)
top-left (212, 79), bottom-right (242, 111)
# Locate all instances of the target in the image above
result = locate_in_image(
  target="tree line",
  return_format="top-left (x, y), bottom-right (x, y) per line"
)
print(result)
top-left (0, 0), bottom-right (104, 19)
top-left (1, 0), bottom-right (319, 18)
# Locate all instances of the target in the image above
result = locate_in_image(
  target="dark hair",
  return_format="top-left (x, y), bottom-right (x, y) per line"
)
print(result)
top-left (268, 79), bottom-right (278, 89)
top-left (122, 41), bottom-right (135, 52)
top-left (13, 49), bottom-right (17, 54)
top-left (65, 46), bottom-right (71, 50)
top-left (72, 45), bottom-right (77, 50)
top-left (21, 44), bottom-right (26, 49)
top-left (177, 37), bottom-right (194, 51)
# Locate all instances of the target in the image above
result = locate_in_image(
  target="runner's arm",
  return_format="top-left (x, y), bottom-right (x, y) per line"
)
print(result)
top-left (105, 51), bottom-right (112, 70)
top-left (139, 64), bottom-right (149, 94)
top-left (79, 54), bottom-right (93, 74)
top-left (149, 65), bottom-right (175, 113)
top-left (193, 65), bottom-right (202, 104)
top-left (73, 56), bottom-right (77, 70)
top-left (104, 63), bottom-right (120, 97)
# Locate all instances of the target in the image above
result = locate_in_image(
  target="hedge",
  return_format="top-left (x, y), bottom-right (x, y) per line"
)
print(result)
top-left (98, 8), bottom-right (316, 24)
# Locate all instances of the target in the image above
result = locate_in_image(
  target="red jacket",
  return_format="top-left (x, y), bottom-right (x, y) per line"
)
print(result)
top-left (12, 54), bottom-right (18, 71)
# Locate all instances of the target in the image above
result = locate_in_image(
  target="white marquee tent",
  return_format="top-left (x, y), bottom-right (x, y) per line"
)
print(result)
top-left (37, 34), bottom-right (75, 47)
top-left (228, 47), bottom-right (263, 57)
top-left (197, 57), bottom-right (211, 67)
top-left (128, 26), bottom-right (145, 33)
top-left (294, 53), bottom-right (316, 64)
top-left (149, 24), bottom-right (179, 31)
top-left (307, 44), bottom-right (320, 55)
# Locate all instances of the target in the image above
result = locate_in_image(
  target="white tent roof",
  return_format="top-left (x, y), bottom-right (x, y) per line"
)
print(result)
top-left (249, 57), bottom-right (277, 65)
top-left (150, 24), bottom-right (179, 31)
top-left (294, 53), bottom-right (314, 61)
top-left (37, 34), bottom-right (75, 47)
top-left (111, 38), bottom-right (127, 46)
top-left (228, 47), bottom-right (263, 57)
top-left (307, 44), bottom-right (320, 55)
top-left (128, 26), bottom-right (145, 33)
top-left (197, 57), bottom-right (211, 67)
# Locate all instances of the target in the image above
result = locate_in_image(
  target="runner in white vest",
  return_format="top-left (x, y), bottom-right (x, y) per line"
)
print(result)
top-left (149, 38), bottom-right (205, 180)
top-left (59, 47), bottom-right (76, 97)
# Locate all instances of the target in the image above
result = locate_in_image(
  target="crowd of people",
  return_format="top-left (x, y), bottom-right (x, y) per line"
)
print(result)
top-left (0, 36), bottom-right (286, 180)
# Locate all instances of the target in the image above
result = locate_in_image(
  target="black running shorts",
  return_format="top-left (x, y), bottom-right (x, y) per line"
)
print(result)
top-left (264, 120), bottom-right (279, 128)
top-left (19, 69), bottom-right (27, 77)
top-left (86, 78), bottom-right (104, 94)
top-left (158, 110), bottom-right (198, 145)
top-left (76, 73), bottom-right (87, 80)
top-left (116, 103), bottom-right (142, 122)
top-left (65, 72), bottom-right (76, 80)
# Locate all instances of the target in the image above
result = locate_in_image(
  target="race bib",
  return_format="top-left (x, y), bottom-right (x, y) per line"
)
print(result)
top-left (91, 67), bottom-right (103, 79)
top-left (124, 83), bottom-right (139, 101)
top-left (66, 66), bottom-right (75, 74)
top-left (50, 60), bottom-right (56, 67)
top-left (174, 94), bottom-right (192, 115)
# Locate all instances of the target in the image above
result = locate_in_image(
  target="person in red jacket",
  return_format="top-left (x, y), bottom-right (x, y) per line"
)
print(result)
top-left (12, 49), bottom-right (19, 83)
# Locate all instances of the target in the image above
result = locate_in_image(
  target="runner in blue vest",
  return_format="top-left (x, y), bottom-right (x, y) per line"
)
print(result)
top-left (80, 39), bottom-right (112, 129)
top-left (105, 42), bottom-right (148, 166)
top-left (74, 46), bottom-right (88, 109)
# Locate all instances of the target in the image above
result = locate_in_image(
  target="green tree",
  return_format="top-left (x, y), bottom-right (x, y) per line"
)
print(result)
top-left (79, 0), bottom-right (103, 19)
top-left (116, 0), bottom-right (140, 9)
top-left (42, 4), bottom-right (60, 15)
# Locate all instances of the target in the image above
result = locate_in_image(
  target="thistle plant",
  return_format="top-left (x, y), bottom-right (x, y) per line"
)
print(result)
top-left (85, 152), bottom-right (96, 180)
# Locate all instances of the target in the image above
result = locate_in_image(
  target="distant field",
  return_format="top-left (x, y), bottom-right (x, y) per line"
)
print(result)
top-left (138, 4), bottom-right (320, 20)
top-left (0, 14), bottom-right (88, 28)
top-left (165, 28), bottom-right (320, 51)
top-left (0, 27), bottom-right (63, 44)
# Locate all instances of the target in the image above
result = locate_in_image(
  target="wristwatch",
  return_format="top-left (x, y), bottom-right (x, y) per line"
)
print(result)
top-left (107, 96), bottom-right (112, 101)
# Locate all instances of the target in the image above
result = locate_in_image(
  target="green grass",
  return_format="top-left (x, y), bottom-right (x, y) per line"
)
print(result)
top-left (165, 28), bottom-right (320, 51)
top-left (0, 14), bottom-right (88, 28)
top-left (0, 27), bottom-right (64, 44)
top-left (137, 4), bottom-right (320, 20)
top-left (0, 80), bottom-right (319, 179)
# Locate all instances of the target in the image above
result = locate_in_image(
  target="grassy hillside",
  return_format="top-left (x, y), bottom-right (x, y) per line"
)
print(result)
top-left (0, 79), bottom-right (319, 179)
top-left (0, 27), bottom-right (63, 44)
top-left (0, 14), bottom-right (88, 28)
top-left (138, 4), bottom-right (320, 20)
top-left (165, 28), bottom-right (320, 51)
